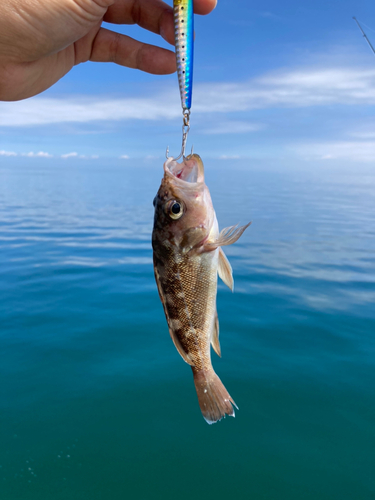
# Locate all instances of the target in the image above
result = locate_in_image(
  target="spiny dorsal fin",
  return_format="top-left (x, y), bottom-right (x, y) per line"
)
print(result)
top-left (218, 247), bottom-right (234, 291)
top-left (204, 222), bottom-right (251, 252)
top-left (211, 312), bottom-right (221, 357)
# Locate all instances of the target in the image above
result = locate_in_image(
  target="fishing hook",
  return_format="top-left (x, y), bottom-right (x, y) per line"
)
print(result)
top-left (166, 110), bottom-right (193, 160)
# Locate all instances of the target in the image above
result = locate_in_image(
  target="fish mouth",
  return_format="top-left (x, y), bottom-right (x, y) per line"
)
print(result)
top-left (165, 154), bottom-right (204, 184)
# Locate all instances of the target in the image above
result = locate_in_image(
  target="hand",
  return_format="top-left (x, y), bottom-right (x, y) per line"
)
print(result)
top-left (0, 0), bottom-right (216, 101)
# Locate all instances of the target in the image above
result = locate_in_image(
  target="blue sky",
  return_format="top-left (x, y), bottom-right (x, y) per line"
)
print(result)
top-left (0, 0), bottom-right (374, 166)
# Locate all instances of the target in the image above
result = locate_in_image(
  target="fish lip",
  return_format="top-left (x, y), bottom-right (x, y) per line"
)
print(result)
top-left (164, 155), bottom-right (204, 185)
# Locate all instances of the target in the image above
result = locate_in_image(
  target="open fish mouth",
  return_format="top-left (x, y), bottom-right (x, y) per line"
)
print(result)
top-left (165, 154), bottom-right (204, 184)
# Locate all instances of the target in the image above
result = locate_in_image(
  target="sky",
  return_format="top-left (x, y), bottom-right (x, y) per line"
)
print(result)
top-left (0, 0), bottom-right (374, 167)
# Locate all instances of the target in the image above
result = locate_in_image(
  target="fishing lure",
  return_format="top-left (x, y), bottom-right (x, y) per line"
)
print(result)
top-left (174, 0), bottom-right (194, 113)
top-left (167, 0), bottom-right (194, 160)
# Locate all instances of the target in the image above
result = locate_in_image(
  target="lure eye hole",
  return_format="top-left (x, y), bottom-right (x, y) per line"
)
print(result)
top-left (166, 200), bottom-right (184, 220)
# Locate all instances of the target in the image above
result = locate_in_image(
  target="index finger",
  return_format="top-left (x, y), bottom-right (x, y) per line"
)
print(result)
top-left (103, 0), bottom-right (217, 45)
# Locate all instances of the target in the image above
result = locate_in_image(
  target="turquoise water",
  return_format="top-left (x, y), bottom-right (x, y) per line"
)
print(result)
top-left (0, 159), bottom-right (374, 499)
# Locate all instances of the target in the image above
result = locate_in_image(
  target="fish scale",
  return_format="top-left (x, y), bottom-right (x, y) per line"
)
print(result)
top-left (164, 251), bottom-right (215, 371)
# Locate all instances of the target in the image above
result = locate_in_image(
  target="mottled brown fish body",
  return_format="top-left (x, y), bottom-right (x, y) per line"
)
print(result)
top-left (152, 154), bottom-right (250, 424)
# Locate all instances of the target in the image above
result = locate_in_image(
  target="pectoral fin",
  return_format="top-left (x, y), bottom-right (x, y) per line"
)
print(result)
top-left (211, 312), bottom-right (221, 357)
top-left (218, 247), bottom-right (234, 291)
top-left (204, 222), bottom-right (251, 252)
top-left (153, 261), bottom-right (194, 366)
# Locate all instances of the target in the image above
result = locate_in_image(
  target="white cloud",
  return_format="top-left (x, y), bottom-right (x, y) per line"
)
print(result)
top-left (202, 121), bottom-right (264, 135)
top-left (61, 152), bottom-right (78, 158)
top-left (0, 150), bottom-right (17, 156)
top-left (120, 155), bottom-right (130, 159)
top-left (290, 140), bottom-right (375, 163)
top-left (0, 149), bottom-right (99, 158)
top-left (0, 65), bottom-right (374, 127)
top-left (218, 155), bottom-right (241, 160)
top-left (60, 152), bottom-right (99, 159)
top-left (350, 131), bottom-right (375, 139)
top-left (0, 95), bottom-right (179, 127)
top-left (193, 68), bottom-right (375, 113)
top-left (21, 151), bottom-right (53, 157)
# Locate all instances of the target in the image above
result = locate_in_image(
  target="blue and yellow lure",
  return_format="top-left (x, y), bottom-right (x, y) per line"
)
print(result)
top-left (173, 0), bottom-right (194, 112)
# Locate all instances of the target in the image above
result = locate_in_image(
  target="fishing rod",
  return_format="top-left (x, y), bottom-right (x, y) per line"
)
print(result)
top-left (353, 17), bottom-right (375, 56)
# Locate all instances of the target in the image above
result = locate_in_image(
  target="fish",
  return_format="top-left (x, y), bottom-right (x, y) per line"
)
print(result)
top-left (152, 153), bottom-right (250, 424)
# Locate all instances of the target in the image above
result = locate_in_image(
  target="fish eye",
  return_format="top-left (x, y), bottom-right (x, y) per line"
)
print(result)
top-left (171, 202), bottom-right (181, 214)
top-left (166, 200), bottom-right (184, 220)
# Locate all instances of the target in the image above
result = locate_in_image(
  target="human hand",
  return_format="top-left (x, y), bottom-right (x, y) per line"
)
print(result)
top-left (0, 0), bottom-right (216, 101)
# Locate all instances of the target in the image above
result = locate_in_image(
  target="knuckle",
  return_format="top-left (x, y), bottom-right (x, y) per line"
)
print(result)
top-left (109, 31), bottom-right (121, 63)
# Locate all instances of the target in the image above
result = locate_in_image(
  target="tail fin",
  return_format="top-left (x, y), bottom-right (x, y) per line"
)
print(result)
top-left (193, 369), bottom-right (238, 424)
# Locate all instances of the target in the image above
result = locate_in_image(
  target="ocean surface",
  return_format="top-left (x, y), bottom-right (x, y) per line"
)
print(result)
top-left (0, 158), bottom-right (374, 500)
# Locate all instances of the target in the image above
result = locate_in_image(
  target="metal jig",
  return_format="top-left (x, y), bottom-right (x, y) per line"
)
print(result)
top-left (166, 0), bottom-right (194, 161)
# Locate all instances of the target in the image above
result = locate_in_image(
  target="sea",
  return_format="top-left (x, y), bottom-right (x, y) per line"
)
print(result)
top-left (0, 157), bottom-right (374, 500)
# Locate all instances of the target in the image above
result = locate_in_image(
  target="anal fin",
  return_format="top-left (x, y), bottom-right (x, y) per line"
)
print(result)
top-left (218, 247), bottom-right (234, 291)
top-left (211, 312), bottom-right (221, 357)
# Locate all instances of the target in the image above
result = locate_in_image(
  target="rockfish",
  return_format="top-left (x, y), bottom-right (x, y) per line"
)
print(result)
top-left (152, 154), bottom-right (250, 424)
